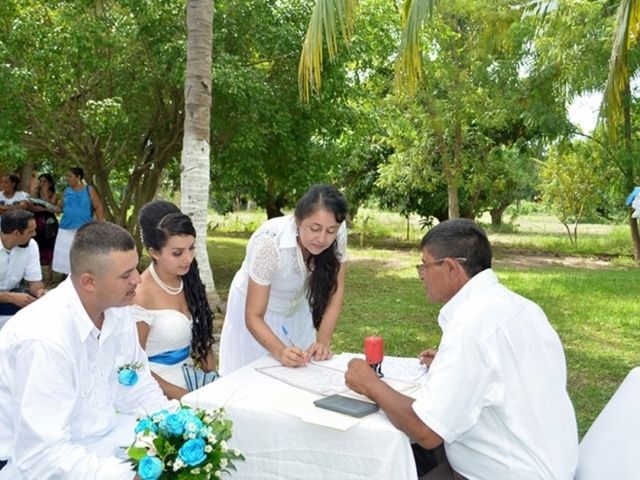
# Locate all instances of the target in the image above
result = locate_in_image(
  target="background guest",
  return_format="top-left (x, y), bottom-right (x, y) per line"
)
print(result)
top-left (0, 210), bottom-right (44, 330)
top-left (28, 173), bottom-right (59, 282)
top-left (0, 175), bottom-right (29, 214)
top-left (52, 167), bottom-right (104, 275)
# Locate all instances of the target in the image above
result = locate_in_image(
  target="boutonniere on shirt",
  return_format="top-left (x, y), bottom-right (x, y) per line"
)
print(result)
top-left (117, 362), bottom-right (143, 386)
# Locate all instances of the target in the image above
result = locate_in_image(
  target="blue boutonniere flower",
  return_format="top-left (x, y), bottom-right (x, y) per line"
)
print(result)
top-left (117, 362), bottom-right (143, 386)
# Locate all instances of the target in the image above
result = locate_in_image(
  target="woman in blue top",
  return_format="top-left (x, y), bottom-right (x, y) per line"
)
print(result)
top-left (52, 167), bottom-right (104, 275)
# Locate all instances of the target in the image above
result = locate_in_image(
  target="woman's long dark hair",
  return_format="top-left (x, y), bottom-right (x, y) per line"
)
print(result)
top-left (138, 200), bottom-right (214, 366)
top-left (37, 173), bottom-right (56, 198)
top-left (295, 184), bottom-right (348, 330)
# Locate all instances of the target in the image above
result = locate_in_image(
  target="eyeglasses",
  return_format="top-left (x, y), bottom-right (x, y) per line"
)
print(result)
top-left (416, 257), bottom-right (467, 279)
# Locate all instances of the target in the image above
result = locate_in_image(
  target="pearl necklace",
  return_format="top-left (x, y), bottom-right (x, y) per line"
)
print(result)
top-left (149, 262), bottom-right (183, 296)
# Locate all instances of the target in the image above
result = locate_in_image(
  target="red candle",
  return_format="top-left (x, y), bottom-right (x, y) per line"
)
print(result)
top-left (364, 336), bottom-right (384, 365)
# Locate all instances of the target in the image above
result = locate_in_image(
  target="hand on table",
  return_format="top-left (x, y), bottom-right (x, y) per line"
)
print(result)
top-left (279, 345), bottom-right (309, 367)
top-left (418, 348), bottom-right (438, 367)
top-left (306, 341), bottom-right (333, 361)
top-left (345, 358), bottom-right (382, 398)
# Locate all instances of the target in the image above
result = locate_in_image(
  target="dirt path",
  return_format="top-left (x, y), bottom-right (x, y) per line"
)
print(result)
top-left (494, 251), bottom-right (620, 270)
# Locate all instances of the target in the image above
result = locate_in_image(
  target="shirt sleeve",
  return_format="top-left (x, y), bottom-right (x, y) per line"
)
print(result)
top-left (23, 241), bottom-right (42, 282)
top-left (247, 234), bottom-right (280, 286)
top-left (412, 324), bottom-right (502, 443)
top-left (5, 341), bottom-right (136, 479)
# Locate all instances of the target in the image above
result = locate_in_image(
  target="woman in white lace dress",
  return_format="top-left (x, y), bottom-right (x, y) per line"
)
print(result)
top-left (133, 200), bottom-right (216, 399)
top-left (219, 184), bottom-right (348, 375)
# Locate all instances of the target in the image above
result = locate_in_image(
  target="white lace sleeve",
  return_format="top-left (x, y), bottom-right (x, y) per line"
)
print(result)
top-left (130, 305), bottom-right (154, 326)
top-left (336, 221), bottom-right (348, 262)
top-left (248, 234), bottom-right (280, 286)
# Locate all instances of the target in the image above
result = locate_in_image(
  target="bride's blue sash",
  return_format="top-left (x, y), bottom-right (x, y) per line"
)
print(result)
top-left (148, 345), bottom-right (190, 365)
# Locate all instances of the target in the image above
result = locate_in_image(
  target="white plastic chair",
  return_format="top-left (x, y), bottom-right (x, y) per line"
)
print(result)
top-left (575, 367), bottom-right (640, 479)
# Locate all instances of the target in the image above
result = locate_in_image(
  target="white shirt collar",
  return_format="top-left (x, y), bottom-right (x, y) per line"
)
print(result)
top-left (0, 236), bottom-right (12, 254)
top-left (59, 278), bottom-right (101, 343)
top-left (278, 215), bottom-right (299, 250)
top-left (438, 269), bottom-right (499, 330)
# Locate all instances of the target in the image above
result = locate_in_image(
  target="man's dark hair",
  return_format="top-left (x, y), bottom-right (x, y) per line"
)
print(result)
top-left (0, 210), bottom-right (34, 235)
top-left (420, 218), bottom-right (492, 277)
top-left (70, 221), bottom-right (135, 277)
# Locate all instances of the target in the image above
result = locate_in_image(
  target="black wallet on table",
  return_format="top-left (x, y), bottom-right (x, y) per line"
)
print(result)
top-left (313, 394), bottom-right (380, 417)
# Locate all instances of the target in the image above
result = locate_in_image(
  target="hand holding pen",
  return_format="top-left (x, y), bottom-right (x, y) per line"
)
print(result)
top-left (280, 325), bottom-right (309, 367)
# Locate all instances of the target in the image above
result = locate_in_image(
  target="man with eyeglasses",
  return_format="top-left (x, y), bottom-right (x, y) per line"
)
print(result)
top-left (345, 218), bottom-right (578, 480)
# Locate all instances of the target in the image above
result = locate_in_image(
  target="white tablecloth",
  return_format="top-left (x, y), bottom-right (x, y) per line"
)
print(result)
top-left (576, 367), bottom-right (640, 479)
top-left (183, 354), bottom-right (420, 480)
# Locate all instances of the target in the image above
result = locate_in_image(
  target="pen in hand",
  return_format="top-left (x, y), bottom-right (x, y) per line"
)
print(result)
top-left (280, 325), bottom-right (308, 366)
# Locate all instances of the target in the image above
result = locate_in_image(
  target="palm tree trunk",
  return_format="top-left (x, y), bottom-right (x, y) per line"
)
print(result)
top-left (180, 0), bottom-right (223, 311)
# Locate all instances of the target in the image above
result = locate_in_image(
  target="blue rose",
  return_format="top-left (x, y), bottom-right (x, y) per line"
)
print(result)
top-left (118, 368), bottom-right (138, 386)
top-left (181, 411), bottom-right (203, 435)
top-left (134, 417), bottom-right (158, 434)
top-left (160, 412), bottom-right (185, 436)
top-left (178, 437), bottom-right (207, 467)
top-left (151, 409), bottom-right (169, 419)
top-left (137, 455), bottom-right (163, 480)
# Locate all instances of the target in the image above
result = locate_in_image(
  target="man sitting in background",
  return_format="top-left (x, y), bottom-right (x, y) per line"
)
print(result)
top-left (0, 222), bottom-right (173, 478)
top-left (346, 218), bottom-right (578, 480)
top-left (0, 210), bottom-right (45, 329)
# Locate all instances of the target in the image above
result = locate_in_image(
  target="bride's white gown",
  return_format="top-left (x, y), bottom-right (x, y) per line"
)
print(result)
top-left (130, 305), bottom-right (191, 389)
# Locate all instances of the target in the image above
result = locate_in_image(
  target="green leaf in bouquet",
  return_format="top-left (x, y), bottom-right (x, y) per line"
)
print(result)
top-left (126, 446), bottom-right (148, 461)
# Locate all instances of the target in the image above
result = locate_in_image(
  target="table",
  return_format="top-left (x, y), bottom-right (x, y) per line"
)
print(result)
top-left (183, 354), bottom-right (421, 480)
top-left (575, 367), bottom-right (640, 479)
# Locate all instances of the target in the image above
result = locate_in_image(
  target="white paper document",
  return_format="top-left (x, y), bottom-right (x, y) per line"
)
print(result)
top-left (256, 360), bottom-right (421, 398)
top-left (256, 363), bottom-right (349, 396)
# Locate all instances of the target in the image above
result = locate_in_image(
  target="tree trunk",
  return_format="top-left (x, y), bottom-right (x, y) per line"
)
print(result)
top-left (265, 179), bottom-right (284, 218)
top-left (20, 162), bottom-right (35, 195)
top-left (489, 207), bottom-right (504, 226)
top-left (447, 116), bottom-right (462, 219)
top-left (180, 0), bottom-right (223, 313)
top-left (447, 182), bottom-right (459, 219)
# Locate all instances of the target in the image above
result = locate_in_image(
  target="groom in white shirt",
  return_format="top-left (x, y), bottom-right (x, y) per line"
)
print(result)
top-left (0, 221), bottom-right (173, 479)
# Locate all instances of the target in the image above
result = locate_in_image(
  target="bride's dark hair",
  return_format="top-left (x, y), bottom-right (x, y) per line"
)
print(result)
top-left (295, 184), bottom-right (348, 330)
top-left (138, 200), bottom-right (214, 366)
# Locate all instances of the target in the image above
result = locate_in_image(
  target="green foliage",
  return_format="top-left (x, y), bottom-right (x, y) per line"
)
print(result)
top-left (1, 0), bottom-right (186, 227)
top-left (210, 0), bottom-right (354, 217)
top-left (539, 140), bottom-right (612, 243)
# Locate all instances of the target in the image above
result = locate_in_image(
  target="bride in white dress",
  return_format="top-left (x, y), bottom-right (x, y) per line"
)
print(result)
top-left (133, 200), bottom-right (216, 399)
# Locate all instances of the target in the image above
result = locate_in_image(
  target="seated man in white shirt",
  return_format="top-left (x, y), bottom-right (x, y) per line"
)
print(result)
top-left (0, 210), bottom-right (45, 329)
top-left (0, 221), bottom-right (174, 479)
top-left (346, 218), bottom-right (579, 480)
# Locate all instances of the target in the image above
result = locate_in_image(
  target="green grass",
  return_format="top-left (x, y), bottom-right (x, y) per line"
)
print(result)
top-left (206, 209), bottom-right (640, 438)
top-left (209, 208), bottom-right (635, 259)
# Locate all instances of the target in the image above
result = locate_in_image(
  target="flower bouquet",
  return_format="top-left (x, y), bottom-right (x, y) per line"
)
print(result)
top-left (127, 406), bottom-right (244, 479)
